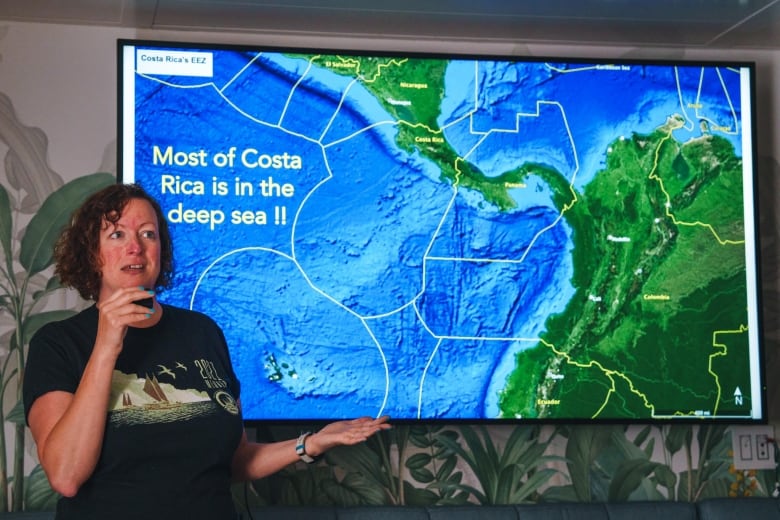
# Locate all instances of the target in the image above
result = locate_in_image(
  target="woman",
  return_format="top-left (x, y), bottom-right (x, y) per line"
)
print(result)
top-left (23, 183), bottom-right (390, 519)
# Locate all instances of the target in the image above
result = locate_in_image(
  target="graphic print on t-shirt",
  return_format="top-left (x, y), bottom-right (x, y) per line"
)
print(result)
top-left (107, 359), bottom-right (238, 426)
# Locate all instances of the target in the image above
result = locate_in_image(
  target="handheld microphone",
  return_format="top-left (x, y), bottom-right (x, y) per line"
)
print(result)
top-left (134, 289), bottom-right (154, 308)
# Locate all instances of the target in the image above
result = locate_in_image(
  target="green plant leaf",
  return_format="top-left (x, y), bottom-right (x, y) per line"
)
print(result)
top-left (0, 183), bottom-right (13, 277)
top-left (664, 424), bottom-right (693, 455)
top-left (6, 399), bottom-right (25, 425)
top-left (326, 443), bottom-right (382, 479)
top-left (508, 467), bottom-right (559, 504)
top-left (24, 465), bottom-right (59, 511)
top-left (405, 452), bottom-right (432, 470)
top-left (691, 474), bottom-right (731, 500)
top-left (428, 478), bottom-right (462, 494)
top-left (231, 480), bottom-right (269, 511)
top-left (277, 465), bottom-right (338, 506)
top-left (503, 426), bottom-right (538, 465)
top-left (540, 483), bottom-right (579, 502)
top-left (435, 424), bottom-right (559, 505)
top-left (22, 309), bottom-right (77, 345)
top-left (323, 435), bottom-right (400, 503)
top-left (633, 425), bottom-right (652, 447)
top-left (457, 425), bottom-right (498, 498)
top-left (33, 275), bottom-right (65, 301)
top-left (410, 467), bottom-right (435, 484)
top-left (442, 470), bottom-right (464, 487)
top-left (408, 425), bottom-right (436, 448)
top-left (676, 469), bottom-right (694, 502)
top-left (495, 465), bottom-right (519, 504)
top-left (754, 467), bottom-right (777, 497)
top-left (564, 425), bottom-right (615, 501)
top-left (438, 492), bottom-right (471, 506)
top-left (434, 429), bottom-right (460, 457)
top-left (633, 476), bottom-right (668, 501)
top-left (693, 427), bottom-right (728, 482)
top-left (402, 481), bottom-right (439, 506)
top-left (607, 459), bottom-right (660, 501)
top-left (642, 436), bottom-right (656, 459)
top-left (653, 463), bottom-right (678, 492)
top-left (435, 455), bottom-right (457, 482)
top-left (609, 426), bottom-right (647, 460)
top-left (20, 173), bottom-right (114, 275)
top-left (334, 471), bottom-right (388, 504)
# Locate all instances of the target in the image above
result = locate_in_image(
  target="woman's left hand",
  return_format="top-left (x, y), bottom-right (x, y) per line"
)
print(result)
top-left (305, 415), bottom-right (391, 457)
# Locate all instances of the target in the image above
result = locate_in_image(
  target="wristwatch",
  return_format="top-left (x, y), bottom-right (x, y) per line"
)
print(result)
top-left (296, 432), bottom-right (317, 464)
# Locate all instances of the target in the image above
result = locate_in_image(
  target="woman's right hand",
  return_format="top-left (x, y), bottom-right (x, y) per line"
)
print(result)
top-left (94, 286), bottom-right (156, 356)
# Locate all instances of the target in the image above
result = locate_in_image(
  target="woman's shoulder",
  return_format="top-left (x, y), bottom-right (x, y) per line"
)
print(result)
top-left (158, 304), bottom-right (227, 347)
top-left (160, 303), bottom-right (220, 328)
top-left (34, 304), bottom-right (97, 336)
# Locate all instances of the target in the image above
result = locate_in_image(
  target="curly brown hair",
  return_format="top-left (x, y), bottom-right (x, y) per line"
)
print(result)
top-left (53, 183), bottom-right (174, 301)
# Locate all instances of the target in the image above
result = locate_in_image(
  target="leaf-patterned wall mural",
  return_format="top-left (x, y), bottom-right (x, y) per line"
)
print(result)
top-left (1, 21), bottom-right (779, 514)
top-left (0, 90), bottom-right (114, 512)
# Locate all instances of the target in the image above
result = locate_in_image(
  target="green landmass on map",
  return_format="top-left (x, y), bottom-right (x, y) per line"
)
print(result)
top-left (309, 54), bottom-right (750, 420)
top-left (498, 117), bottom-right (749, 420)
top-left (315, 54), bottom-right (523, 210)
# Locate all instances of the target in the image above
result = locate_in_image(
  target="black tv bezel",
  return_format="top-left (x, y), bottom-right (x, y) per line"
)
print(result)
top-left (117, 38), bottom-right (767, 425)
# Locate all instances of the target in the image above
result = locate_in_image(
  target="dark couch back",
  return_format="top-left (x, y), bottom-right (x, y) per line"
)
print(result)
top-left (248, 498), bottom-right (779, 520)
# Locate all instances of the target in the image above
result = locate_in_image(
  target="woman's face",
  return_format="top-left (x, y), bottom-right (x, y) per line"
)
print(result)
top-left (97, 198), bottom-right (161, 301)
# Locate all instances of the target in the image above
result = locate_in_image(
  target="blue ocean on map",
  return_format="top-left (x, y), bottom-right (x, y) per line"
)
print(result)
top-left (132, 48), bottom-right (745, 420)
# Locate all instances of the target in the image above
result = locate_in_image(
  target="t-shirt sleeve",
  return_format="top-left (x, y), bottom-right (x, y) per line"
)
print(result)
top-left (212, 319), bottom-right (241, 401)
top-left (23, 324), bottom-right (82, 425)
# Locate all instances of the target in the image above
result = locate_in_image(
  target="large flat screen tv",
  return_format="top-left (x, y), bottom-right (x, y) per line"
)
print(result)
top-left (118, 39), bottom-right (765, 423)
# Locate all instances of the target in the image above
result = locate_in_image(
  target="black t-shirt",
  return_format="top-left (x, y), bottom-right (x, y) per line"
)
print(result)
top-left (23, 304), bottom-right (244, 520)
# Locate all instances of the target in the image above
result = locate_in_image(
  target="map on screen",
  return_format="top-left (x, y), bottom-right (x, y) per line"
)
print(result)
top-left (120, 41), bottom-right (764, 422)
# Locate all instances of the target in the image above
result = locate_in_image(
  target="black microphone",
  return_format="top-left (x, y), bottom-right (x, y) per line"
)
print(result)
top-left (134, 289), bottom-right (154, 308)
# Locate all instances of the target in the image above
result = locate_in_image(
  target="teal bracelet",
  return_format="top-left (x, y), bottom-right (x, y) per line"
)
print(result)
top-left (295, 432), bottom-right (316, 464)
